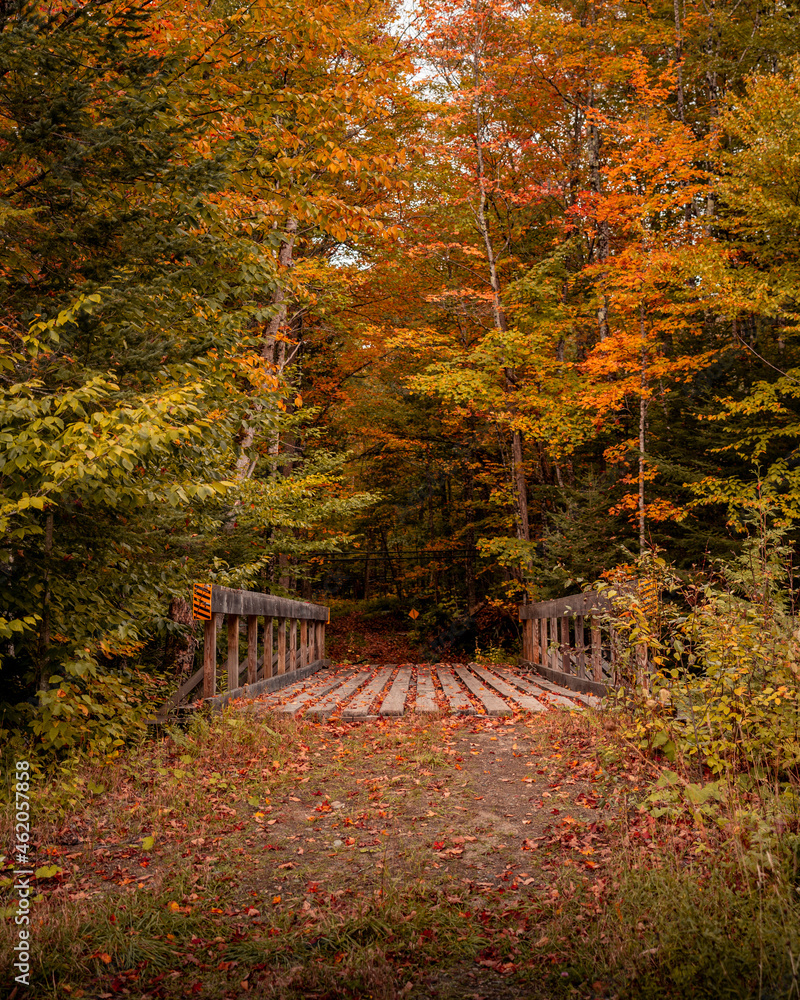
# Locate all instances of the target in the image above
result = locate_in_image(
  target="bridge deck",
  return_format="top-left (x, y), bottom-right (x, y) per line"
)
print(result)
top-left (242, 662), bottom-right (597, 720)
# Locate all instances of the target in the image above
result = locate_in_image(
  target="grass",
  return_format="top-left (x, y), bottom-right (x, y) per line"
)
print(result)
top-left (3, 707), bottom-right (800, 998)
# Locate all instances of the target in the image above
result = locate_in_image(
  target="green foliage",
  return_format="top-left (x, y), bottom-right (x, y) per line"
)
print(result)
top-left (0, 1), bottom-right (381, 754)
top-left (601, 509), bottom-right (800, 776)
top-left (599, 858), bottom-right (800, 999)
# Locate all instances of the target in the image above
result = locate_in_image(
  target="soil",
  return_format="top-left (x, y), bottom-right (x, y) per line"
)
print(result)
top-left (235, 713), bottom-right (615, 907)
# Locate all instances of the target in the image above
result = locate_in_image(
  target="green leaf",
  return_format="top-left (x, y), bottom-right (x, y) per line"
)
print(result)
top-left (34, 865), bottom-right (65, 879)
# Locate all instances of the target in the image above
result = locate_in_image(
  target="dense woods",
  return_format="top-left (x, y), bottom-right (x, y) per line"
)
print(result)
top-left (3, 0), bottom-right (800, 749)
top-left (5, 4), bottom-right (800, 997)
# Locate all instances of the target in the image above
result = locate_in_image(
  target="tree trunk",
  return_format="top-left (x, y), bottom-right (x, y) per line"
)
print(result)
top-left (587, 87), bottom-right (609, 341)
top-left (162, 597), bottom-right (197, 678)
top-left (639, 306), bottom-right (648, 554)
top-left (233, 217), bottom-right (298, 481)
top-left (674, 0), bottom-right (685, 124)
top-left (472, 23), bottom-right (531, 544)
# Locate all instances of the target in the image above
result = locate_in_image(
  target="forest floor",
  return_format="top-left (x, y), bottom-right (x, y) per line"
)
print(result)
top-left (3, 679), bottom-right (799, 999)
top-left (7, 696), bottom-right (794, 1000)
top-left (3, 707), bottom-right (627, 999)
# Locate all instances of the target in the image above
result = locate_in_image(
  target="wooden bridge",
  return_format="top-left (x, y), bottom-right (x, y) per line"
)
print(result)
top-left (157, 585), bottom-right (619, 720)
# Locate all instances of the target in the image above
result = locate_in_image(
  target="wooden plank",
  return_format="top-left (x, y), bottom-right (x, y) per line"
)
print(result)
top-left (540, 617), bottom-right (548, 668)
top-left (497, 668), bottom-right (587, 709)
top-left (227, 614), bottom-right (240, 692)
top-left (276, 670), bottom-right (356, 717)
top-left (320, 621), bottom-right (326, 660)
top-left (300, 619), bottom-right (308, 670)
top-left (611, 629), bottom-right (619, 685)
top-left (211, 658), bottom-right (332, 711)
top-left (203, 614), bottom-right (217, 699)
top-left (591, 625), bottom-right (601, 682)
top-left (289, 619), bottom-right (297, 672)
top-left (341, 667), bottom-right (394, 718)
top-left (304, 671), bottom-right (371, 718)
top-left (437, 665), bottom-right (473, 713)
top-left (560, 616), bottom-right (571, 674)
top-left (549, 617), bottom-right (558, 670)
top-left (158, 665), bottom-right (204, 715)
top-left (264, 618), bottom-right (274, 680)
top-left (210, 584), bottom-right (328, 621)
top-left (519, 591), bottom-right (612, 620)
top-left (454, 665), bottom-right (511, 716)
top-left (575, 615), bottom-right (586, 678)
top-left (277, 617), bottom-right (286, 675)
top-left (415, 668), bottom-right (438, 713)
top-left (637, 643), bottom-right (649, 690)
top-left (470, 664), bottom-right (545, 712)
top-left (381, 667), bottom-right (411, 716)
top-left (247, 616), bottom-right (258, 685)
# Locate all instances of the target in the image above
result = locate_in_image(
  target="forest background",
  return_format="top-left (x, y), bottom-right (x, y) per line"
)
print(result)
top-left (3, 0), bottom-right (800, 753)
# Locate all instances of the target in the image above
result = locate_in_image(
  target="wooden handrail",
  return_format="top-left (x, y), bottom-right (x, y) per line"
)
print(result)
top-left (519, 591), bottom-right (611, 620)
top-left (155, 584), bottom-right (331, 718)
top-left (519, 590), bottom-right (614, 696)
top-left (206, 584), bottom-right (328, 621)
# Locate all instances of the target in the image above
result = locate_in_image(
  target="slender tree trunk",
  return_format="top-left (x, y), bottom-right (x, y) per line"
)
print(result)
top-left (233, 217), bottom-right (298, 481)
top-left (674, 0), bottom-right (685, 124)
top-left (472, 19), bottom-right (530, 544)
top-left (639, 306), bottom-right (648, 553)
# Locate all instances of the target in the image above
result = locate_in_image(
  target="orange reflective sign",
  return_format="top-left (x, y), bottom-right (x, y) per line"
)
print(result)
top-left (192, 583), bottom-right (213, 621)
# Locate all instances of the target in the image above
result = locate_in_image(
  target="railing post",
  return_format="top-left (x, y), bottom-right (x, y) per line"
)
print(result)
top-left (637, 642), bottom-right (649, 691)
top-left (277, 617), bottom-right (286, 675)
top-left (610, 628), bottom-right (618, 685)
top-left (549, 616), bottom-right (557, 668)
top-left (247, 615), bottom-right (257, 685)
top-left (539, 617), bottom-right (547, 667)
top-left (289, 618), bottom-right (297, 671)
top-left (575, 614), bottom-right (586, 678)
top-left (227, 614), bottom-right (240, 692)
top-left (300, 619), bottom-right (308, 669)
top-left (264, 617), bottom-right (273, 679)
top-left (321, 619), bottom-right (326, 660)
top-left (560, 616), bottom-right (570, 673)
top-left (203, 614), bottom-right (217, 699)
top-left (591, 622), bottom-right (602, 682)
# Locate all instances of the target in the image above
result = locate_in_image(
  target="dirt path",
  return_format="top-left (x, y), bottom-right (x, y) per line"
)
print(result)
top-left (2, 706), bottom-right (634, 999)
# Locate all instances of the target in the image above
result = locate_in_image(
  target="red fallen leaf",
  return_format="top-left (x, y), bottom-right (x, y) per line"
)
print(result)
top-left (521, 839), bottom-right (537, 850)
top-left (433, 841), bottom-right (445, 850)
top-left (191, 983), bottom-right (203, 994)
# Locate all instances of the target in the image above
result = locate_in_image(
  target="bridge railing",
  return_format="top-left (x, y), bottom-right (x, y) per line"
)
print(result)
top-left (519, 591), bottom-right (615, 696)
top-left (157, 584), bottom-right (330, 717)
